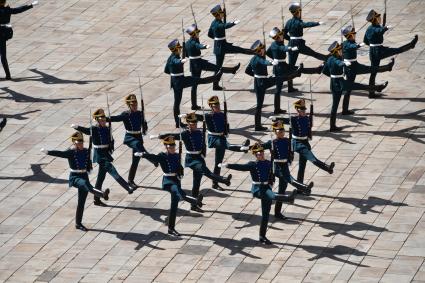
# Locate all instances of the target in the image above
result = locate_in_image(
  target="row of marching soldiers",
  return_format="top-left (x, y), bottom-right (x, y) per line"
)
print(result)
top-left (40, 93), bottom-right (335, 245)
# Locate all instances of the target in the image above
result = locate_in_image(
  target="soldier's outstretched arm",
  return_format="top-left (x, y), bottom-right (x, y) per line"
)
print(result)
top-left (10, 3), bottom-right (34, 14)
top-left (302, 21), bottom-right (320, 28)
top-left (108, 113), bottom-right (125, 123)
top-left (44, 149), bottom-right (72, 159)
top-left (225, 162), bottom-right (253, 171)
top-left (158, 133), bottom-right (181, 140)
top-left (141, 152), bottom-right (162, 164)
top-left (74, 126), bottom-right (91, 135)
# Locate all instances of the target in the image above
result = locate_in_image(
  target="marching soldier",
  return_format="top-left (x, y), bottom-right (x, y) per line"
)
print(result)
top-left (342, 25), bottom-right (394, 114)
top-left (364, 9), bottom-right (418, 98)
top-left (290, 99), bottom-right (335, 183)
top-left (245, 39), bottom-right (302, 131)
top-left (208, 4), bottom-right (253, 90)
top-left (219, 142), bottom-right (296, 245)
top-left (284, 2), bottom-right (328, 92)
top-left (164, 39), bottom-right (222, 128)
top-left (72, 109), bottom-right (134, 206)
top-left (152, 112), bottom-right (232, 212)
top-left (108, 94), bottom-right (158, 189)
top-left (323, 41), bottom-right (388, 131)
top-left (262, 120), bottom-right (313, 219)
top-left (205, 95), bottom-right (249, 190)
top-left (267, 27), bottom-right (323, 114)
top-left (185, 24), bottom-right (240, 110)
top-left (40, 132), bottom-right (110, 231)
top-left (136, 136), bottom-right (204, 236)
top-left (0, 0), bottom-right (38, 79)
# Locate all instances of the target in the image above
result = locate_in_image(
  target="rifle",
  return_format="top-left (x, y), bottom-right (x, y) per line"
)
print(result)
top-left (181, 18), bottom-right (186, 58)
top-left (309, 77), bottom-right (313, 140)
top-left (383, 0), bottom-right (387, 26)
top-left (299, 0), bottom-right (302, 20)
top-left (190, 3), bottom-right (197, 27)
top-left (350, 5), bottom-right (355, 31)
top-left (281, 6), bottom-right (285, 44)
top-left (262, 22), bottom-right (266, 51)
top-left (88, 108), bottom-right (93, 171)
top-left (222, 0), bottom-right (227, 23)
top-left (138, 74), bottom-right (147, 135)
top-left (178, 118), bottom-right (184, 178)
top-left (287, 101), bottom-right (294, 163)
top-left (270, 121), bottom-right (275, 176)
top-left (201, 92), bottom-right (207, 158)
top-left (106, 93), bottom-right (115, 154)
top-left (222, 81), bottom-right (229, 136)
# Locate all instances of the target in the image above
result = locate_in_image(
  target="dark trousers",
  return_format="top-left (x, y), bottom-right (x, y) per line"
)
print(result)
top-left (125, 135), bottom-right (157, 182)
top-left (191, 59), bottom-right (217, 106)
top-left (189, 158), bottom-right (226, 199)
top-left (95, 160), bottom-right (129, 192)
top-left (288, 41), bottom-right (328, 68)
top-left (215, 43), bottom-right (252, 70)
top-left (0, 40), bottom-right (10, 78)
top-left (72, 176), bottom-right (103, 225)
top-left (254, 77), bottom-right (278, 127)
top-left (293, 140), bottom-right (328, 183)
top-left (253, 188), bottom-right (274, 238)
top-left (211, 138), bottom-right (244, 177)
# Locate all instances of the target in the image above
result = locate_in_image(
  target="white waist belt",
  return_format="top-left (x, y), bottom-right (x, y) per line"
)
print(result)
top-left (290, 36), bottom-right (303, 40)
top-left (189, 56), bottom-right (202, 59)
top-left (214, 37), bottom-right (226, 40)
top-left (275, 59), bottom-right (286, 62)
top-left (70, 169), bottom-right (87, 173)
top-left (171, 73), bottom-right (184, 77)
top-left (292, 135), bottom-right (308, 140)
top-left (254, 74), bottom-right (268, 78)
top-left (0, 24), bottom-right (12, 27)
top-left (208, 131), bottom-right (224, 136)
top-left (163, 173), bottom-right (177, 176)
top-left (252, 181), bottom-right (269, 185)
top-left (126, 130), bottom-right (141, 134)
top-left (187, 150), bottom-right (201, 154)
top-left (93, 144), bottom-right (109, 149)
top-left (369, 43), bottom-right (382, 47)
top-left (274, 159), bottom-right (288, 163)
top-left (344, 58), bottom-right (357, 63)
top-left (330, 74), bottom-right (344, 78)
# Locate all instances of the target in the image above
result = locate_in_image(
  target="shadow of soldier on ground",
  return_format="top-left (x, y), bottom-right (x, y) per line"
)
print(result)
top-left (10, 69), bottom-right (112, 85)
top-left (0, 163), bottom-right (68, 184)
top-left (0, 109), bottom-right (41, 120)
top-left (0, 87), bottom-right (83, 104)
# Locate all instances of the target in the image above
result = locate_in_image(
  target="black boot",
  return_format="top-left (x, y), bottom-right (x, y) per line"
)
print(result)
top-left (287, 80), bottom-right (298, 93)
top-left (94, 195), bottom-right (107, 207)
top-left (259, 225), bottom-right (271, 244)
top-left (212, 181), bottom-right (225, 191)
top-left (223, 174), bottom-right (232, 186)
top-left (254, 112), bottom-right (267, 131)
top-left (292, 181), bottom-right (313, 196)
top-left (259, 235), bottom-right (272, 245)
top-left (128, 165), bottom-right (138, 189)
top-left (375, 81), bottom-right (388, 93)
top-left (301, 64), bottom-right (323, 74)
top-left (399, 35), bottom-right (418, 52)
top-left (75, 223), bottom-right (88, 231)
top-left (275, 190), bottom-right (296, 204)
top-left (274, 200), bottom-right (286, 220)
top-left (221, 63), bottom-right (241, 74)
top-left (330, 114), bottom-right (342, 132)
top-left (0, 118), bottom-right (6, 132)
top-left (377, 58), bottom-right (395, 73)
top-left (213, 81), bottom-right (223, 91)
top-left (168, 227), bottom-right (181, 236)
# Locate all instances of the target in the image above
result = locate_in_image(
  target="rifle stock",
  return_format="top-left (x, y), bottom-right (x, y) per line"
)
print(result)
top-left (222, 81), bottom-right (229, 136)
top-left (222, 0), bottom-right (227, 23)
top-left (106, 93), bottom-right (115, 154)
top-left (181, 18), bottom-right (186, 58)
top-left (88, 109), bottom-right (93, 171)
top-left (309, 78), bottom-right (313, 140)
top-left (287, 101), bottom-right (294, 163)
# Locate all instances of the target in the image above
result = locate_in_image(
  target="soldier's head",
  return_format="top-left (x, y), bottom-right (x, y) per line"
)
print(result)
top-left (272, 120), bottom-right (285, 138)
top-left (162, 135), bottom-right (176, 154)
top-left (294, 99), bottom-right (307, 116)
top-left (208, 95), bottom-right (221, 112)
top-left (70, 131), bottom-right (84, 150)
top-left (269, 27), bottom-right (283, 42)
top-left (289, 3), bottom-right (302, 18)
top-left (251, 40), bottom-right (265, 56)
top-left (125, 94), bottom-right (138, 112)
top-left (210, 4), bottom-right (224, 20)
top-left (168, 39), bottom-right (182, 55)
top-left (0, 0), bottom-right (6, 7)
top-left (185, 112), bottom-right (198, 130)
top-left (342, 25), bottom-right (356, 41)
top-left (186, 24), bottom-right (201, 39)
top-left (251, 142), bottom-right (265, 160)
top-left (366, 9), bottom-right (381, 25)
top-left (328, 40), bottom-right (342, 57)
top-left (93, 108), bottom-right (107, 126)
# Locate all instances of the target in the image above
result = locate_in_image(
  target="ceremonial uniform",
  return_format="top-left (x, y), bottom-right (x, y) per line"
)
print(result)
top-left (224, 143), bottom-right (295, 244)
top-left (43, 132), bottom-right (109, 231)
top-left (0, 2), bottom-right (35, 79)
top-left (364, 10), bottom-right (418, 98)
top-left (208, 4), bottom-right (252, 90)
top-left (164, 39), bottom-right (221, 128)
top-left (284, 3), bottom-right (327, 92)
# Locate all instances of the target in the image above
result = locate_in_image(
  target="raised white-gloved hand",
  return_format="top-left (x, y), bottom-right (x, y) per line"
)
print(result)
top-left (40, 148), bottom-right (47, 154)
top-left (291, 46), bottom-right (299, 51)
top-left (205, 44), bottom-right (210, 49)
top-left (318, 21), bottom-right (325, 25)
top-left (178, 114), bottom-right (187, 118)
top-left (149, 134), bottom-right (159, 139)
top-left (32, 1), bottom-right (39, 6)
top-left (134, 152), bottom-right (144, 157)
top-left (233, 19), bottom-right (240, 25)
top-left (344, 61), bottom-right (351, 66)
top-left (271, 59), bottom-right (279, 66)
top-left (218, 163), bottom-right (228, 168)
top-left (70, 124), bottom-right (78, 129)
top-left (240, 146), bottom-right (250, 151)
top-left (180, 58), bottom-right (187, 64)
top-left (358, 42), bottom-right (365, 47)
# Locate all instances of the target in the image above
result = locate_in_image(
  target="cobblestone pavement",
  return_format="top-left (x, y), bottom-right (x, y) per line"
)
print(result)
top-left (0, 0), bottom-right (424, 282)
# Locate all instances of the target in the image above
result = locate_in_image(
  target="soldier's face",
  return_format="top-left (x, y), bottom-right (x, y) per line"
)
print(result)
top-left (377, 16), bottom-right (382, 24)
top-left (256, 151), bottom-right (265, 160)
top-left (297, 108), bottom-right (306, 116)
top-left (129, 103), bottom-right (138, 112)
top-left (294, 10), bottom-right (301, 18)
top-left (166, 144), bottom-right (176, 154)
top-left (98, 117), bottom-right (107, 127)
top-left (260, 48), bottom-right (265, 56)
top-left (276, 129), bottom-right (285, 138)
top-left (188, 122), bottom-right (197, 130)
top-left (212, 104), bottom-right (220, 112)
top-left (74, 141), bottom-right (84, 150)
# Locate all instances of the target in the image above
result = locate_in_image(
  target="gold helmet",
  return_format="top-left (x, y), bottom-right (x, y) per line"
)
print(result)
top-left (185, 112), bottom-right (198, 123)
top-left (92, 108), bottom-right (106, 119)
top-left (294, 99), bottom-right (307, 110)
top-left (125, 94), bottom-right (137, 106)
top-left (70, 131), bottom-right (84, 143)
top-left (162, 135), bottom-right (176, 146)
top-left (251, 142), bottom-right (264, 154)
top-left (208, 95), bottom-right (220, 107)
top-left (272, 121), bottom-right (285, 131)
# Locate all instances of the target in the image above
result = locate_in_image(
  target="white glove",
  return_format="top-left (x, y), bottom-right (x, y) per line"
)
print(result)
top-left (149, 134), bottom-right (159, 140)
top-left (70, 124), bottom-right (78, 129)
top-left (386, 25), bottom-right (392, 29)
top-left (40, 148), bottom-right (47, 154)
top-left (180, 58), bottom-right (187, 64)
top-left (271, 59), bottom-right (279, 66)
top-left (359, 42), bottom-right (365, 47)
top-left (233, 19), bottom-right (240, 25)
top-left (134, 152), bottom-right (144, 157)
top-left (205, 44), bottom-right (210, 49)
top-left (344, 61), bottom-right (351, 66)
top-left (240, 146), bottom-right (250, 151)
top-left (218, 163), bottom-right (228, 168)
top-left (32, 1), bottom-right (39, 6)
top-left (291, 46), bottom-right (299, 51)
top-left (318, 21), bottom-right (325, 25)
top-left (178, 114), bottom-right (187, 118)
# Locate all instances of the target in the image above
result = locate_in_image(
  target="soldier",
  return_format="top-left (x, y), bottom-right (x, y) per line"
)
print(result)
top-left (0, 0), bottom-right (38, 80)
top-left (208, 4), bottom-right (253, 90)
top-left (291, 99), bottom-right (335, 183)
top-left (219, 142), bottom-right (296, 244)
top-left (108, 94), bottom-right (158, 189)
top-left (364, 9), bottom-right (418, 98)
top-left (72, 109), bottom-right (134, 206)
top-left (164, 39), bottom-right (222, 128)
top-left (245, 39), bottom-right (302, 131)
top-left (136, 136), bottom-right (204, 236)
top-left (0, 117), bottom-right (6, 132)
top-left (205, 95), bottom-right (249, 190)
top-left (284, 2), bottom-right (328, 92)
top-left (261, 120), bottom-right (313, 219)
top-left (152, 112), bottom-right (232, 212)
top-left (40, 132), bottom-right (110, 231)
top-left (342, 25), bottom-right (394, 114)
top-left (185, 24), bottom-right (240, 110)
top-left (267, 27), bottom-right (323, 114)
top-left (323, 41), bottom-right (388, 131)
